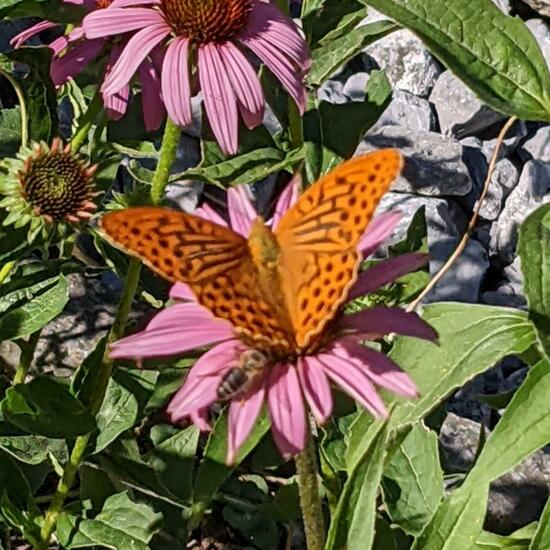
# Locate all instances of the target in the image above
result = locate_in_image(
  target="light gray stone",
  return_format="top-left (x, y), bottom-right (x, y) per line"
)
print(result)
top-left (526, 18), bottom-right (550, 58)
top-left (363, 29), bottom-right (443, 97)
top-left (165, 180), bottom-right (203, 213)
top-left (492, 0), bottom-right (512, 12)
top-left (358, 127), bottom-right (472, 196)
top-left (478, 159), bottom-right (521, 221)
top-left (481, 120), bottom-right (528, 159)
top-left (439, 413), bottom-right (484, 473)
top-left (490, 160), bottom-right (550, 262)
top-left (425, 238), bottom-right (489, 303)
top-left (374, 192), bottom-right (468, 251)
top-left (370, 90), bottom-right (436, 133)
top-left (430, 71), bottom-right (506, 138)
top-left (519, 125), bottom-right (550, 162)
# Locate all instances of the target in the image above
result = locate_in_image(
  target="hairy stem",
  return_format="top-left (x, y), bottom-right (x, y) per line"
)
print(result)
top-left (406, 116), bottom-right (517, 312)
top-left (70, 91), bottom-right (103, 154)
top-left (295, 429), bottom-right (325, 550)
top-left (150, 118), bottom-right (181, 205)
top-left (12, 330), bottom-right (41, 385)
top-left (37, 257), bottom-right (141, 549)
top-left (0, 68), bottom-right (28, 148)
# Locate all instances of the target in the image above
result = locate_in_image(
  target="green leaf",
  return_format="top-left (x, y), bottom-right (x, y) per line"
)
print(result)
top-left (531, 497), bottom-right (550, 550)
top-left (412, 482), bottom-right (489, 550)
top-left (0, 272), bottom-right (60, 316)
top-left (0, 275), bottom-right (69, 340)
top-left (2, 376), bottom-right (95, 438)
top-left (0, 107), bottom-right (22, 157)
top-left (3, 47), bottom-right (58, 142)
top-left (57, 492), bottom-right (162, 550)
top-left (389, 206), bottom-right (428, 256)
top-left (0, 0), bottom-right (84, 21)
top-left (192, 409), bottom-right (270, 524)
top-left (92, 376), bottom-right (139, 454)
top-left (518, 203), bottom-right (550, 359)
top-left (0, 449), bottom-right (35, 511)
top-left (474, 525), bottom-right (535, 549)
top-left (347, 304), bottom-right (537, 470)
top-left (0, 434), bottom-right (67, 465)
top-left (72, 337), bottom-right (108, 409)
top-left (309, 20), bottom-right (398, 86)
top-left (326, 424), bottom-right (388, 550)
top-left (172, 146), bottom-right (306, 188)
top-left (382, 422), bottom-right (444, 535)
top-left (359, 0), bottom-right (550, 122)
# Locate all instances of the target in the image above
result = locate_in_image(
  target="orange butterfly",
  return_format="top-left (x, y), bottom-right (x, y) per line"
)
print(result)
top-left (101, 149), bottom-right (403, 354)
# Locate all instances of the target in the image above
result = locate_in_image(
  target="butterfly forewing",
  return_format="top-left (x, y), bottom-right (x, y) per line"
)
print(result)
top-left (275, 149), bottom-right (403, 349)
top-left (101, 208), bottom-right (292, 349)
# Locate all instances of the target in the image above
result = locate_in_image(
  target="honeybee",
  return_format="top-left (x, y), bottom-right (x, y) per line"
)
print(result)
top-left (217, 349), bottom-right (272, 401)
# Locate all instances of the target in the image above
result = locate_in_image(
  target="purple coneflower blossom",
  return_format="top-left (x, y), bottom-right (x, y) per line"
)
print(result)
top-left (82, 0), bottom-right (310, 155)
top-left (10, 0), bottom-right (164, 132)
top-left (110, 176), bottom-right (437, 464)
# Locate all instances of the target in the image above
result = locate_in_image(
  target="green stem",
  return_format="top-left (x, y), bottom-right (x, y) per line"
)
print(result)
top-left (288, 99), bottom-right (304, 151)
top-left (69, 91), bottom-right (103, 154)
top-left (13, 330), bottom-right (41, 385)
top-left (37, 257), bottom-right (142, 549)
top-left (0, 68), bottom-right (28, 148)
top-left (295, 428), bottom-right (325, 550)
top-left (150, 118), bottom-right (181, 205)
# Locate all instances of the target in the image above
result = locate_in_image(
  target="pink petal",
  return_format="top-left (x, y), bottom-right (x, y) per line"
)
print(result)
top-left (227, 381), bottom-right (266, 464)
top-left (101, 24), bottom-right (170, 97)
top-left (162, 38), bottom-right (192, 127)
top-left (245, 0), bottom-right (310, 70)
top-left (167, 340), bottom-right (245, 419)
top-left (83, 8), bottom-right (166, 39)
top-left (227, 186), bottom-right (257, 237)
top-left (49, 35), bottom-right (69, 56)
top-left (218, 42), bottom-right (264, 130)
top-left (341, 306), bottom-right (438, 342)
top-left (10, 20), bottom-right (58, 49)
top-left (66, 26), bottom-right (84, 43)
top-left (169, 282), bottom-right (196, 301)
top-left (190, 408), bottom-right (211, 432)
top-left (110, 0), bottom-right (161, 6)
top-left (198, 43), bottom-right (239, 155)
top-left (358, 211), bottom-right (402, 258)
top-left (109, 303), bottom-right (234, 359)
top-left (267, 363), bottom-right (307, 460)
top-left (332, 338), bottom-right (419, 398)
top-left (349, 253), bottom-right (430, 300)
top-left (272, 173), bottom-right (300, 229)
top-left (315, 353), bottom-right (388, 418)
top-left (194, 203), bottom-right (228, 227)
top-left (138, 58), bottom-right (165, 132)
top-left (50, 39), bottom-right (104, 86)
top-left (103, 44), bottom-right (129, 120)
top-left (297, 357), bottom-right (333, 425)
top-left (239, 33), bottom-right (306, 114)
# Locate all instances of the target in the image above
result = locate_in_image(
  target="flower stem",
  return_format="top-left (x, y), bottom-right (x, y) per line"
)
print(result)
top-left (12, 330), bottom-right (41, 386)
top-left (69, 91), bottom-right (103, 154)
top-left (0, 68), bottom-right (28, 148)
top-left (295, 429), bottom-right (325, 550)
top-left (37, 257), bottom-right (141, 549)
top-left (150, 118), bottom-right (181, 205)
top-left (288, 99), bottom-right (304, 150)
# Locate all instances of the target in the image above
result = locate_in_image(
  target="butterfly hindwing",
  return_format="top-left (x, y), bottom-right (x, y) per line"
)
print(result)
top-left (275, 149), bottom-right (403, 348)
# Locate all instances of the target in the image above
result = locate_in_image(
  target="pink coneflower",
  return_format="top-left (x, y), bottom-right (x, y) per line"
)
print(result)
top-left (109, 177), bottom-right (437, 463)
top-left (82, 0), bottom-right (310, 154)
top-left (10, 0), bottom-right (164, 132)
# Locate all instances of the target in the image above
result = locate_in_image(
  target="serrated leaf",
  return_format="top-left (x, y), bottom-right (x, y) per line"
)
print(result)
top-left (0, 434), bottom-right (67, 465)
top-left (347, 304), bottom-right (537, 470)
top-left (57, 492), bottom-right (162, 550)
top-left (308, 20), bottom-right (398, 86)
top-left (326, 424), bottom-right (388, 550)
top-left (518, 203), bottom-right (550, 359)
top-left (2, 376), bottom-right (95, 438)
top-left (0, 275), bottom-right (68, 340)
top-left (0, 107), bottom-right (22, 157)
top-left (382, 422), bottom-right (444, 535)
top-left (360, 0), bottom-right (550, 122)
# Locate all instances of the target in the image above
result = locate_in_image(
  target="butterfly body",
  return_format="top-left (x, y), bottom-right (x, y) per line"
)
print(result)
top-left (101, 149), bottom-right (404, 355)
